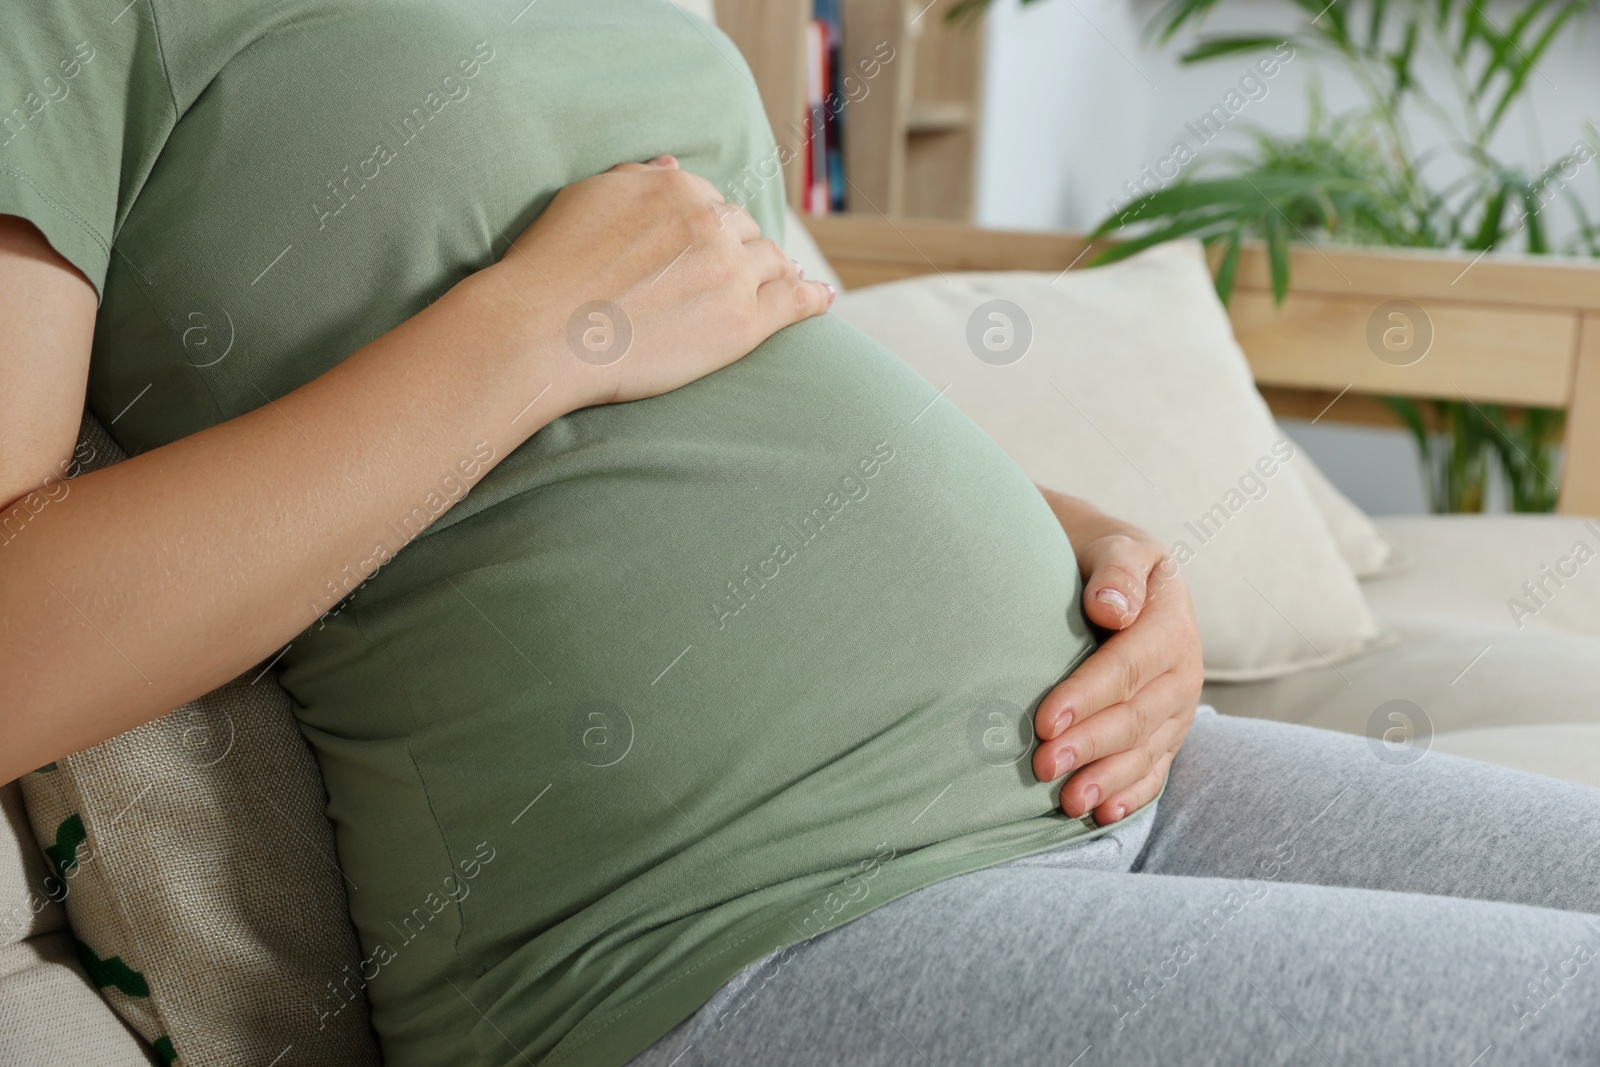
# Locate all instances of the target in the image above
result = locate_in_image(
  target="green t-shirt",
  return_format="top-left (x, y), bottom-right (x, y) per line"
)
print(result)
top-left (4, 3), bottom-right (1110, 1064)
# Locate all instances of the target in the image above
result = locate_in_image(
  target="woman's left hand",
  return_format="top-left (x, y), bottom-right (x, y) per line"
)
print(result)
top-left (1031, 492), bottom-right (1204, 824)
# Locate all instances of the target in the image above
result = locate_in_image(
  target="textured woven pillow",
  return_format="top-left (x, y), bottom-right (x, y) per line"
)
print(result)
top-left (17, 414), bottom-right (380, 1067)
top-left (833, 240), bottom-right (1393, 681)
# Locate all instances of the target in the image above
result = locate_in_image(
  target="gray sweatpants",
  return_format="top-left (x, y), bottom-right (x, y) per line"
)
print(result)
top-left (631, 708), bottom-right (1600, 1066)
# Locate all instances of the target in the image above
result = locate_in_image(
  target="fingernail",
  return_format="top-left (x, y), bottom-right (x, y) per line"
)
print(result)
top-left (1053, 747), bottom-right (1076, 778)
top-left (1049, 708), bottom-right (1073, 738)
top-left (650, 154), bottom-right (677, 166)
top-left (1111, 803), bottom-right (1126, 822)
top-left (1081, 784), bottom-right (1101, 812)
top-left (792, 258), bottom-right (805, 279)
top-left (822, 282), bottom-right (836, 305)
top-left (1096, 587), bottom-right (1130, 614)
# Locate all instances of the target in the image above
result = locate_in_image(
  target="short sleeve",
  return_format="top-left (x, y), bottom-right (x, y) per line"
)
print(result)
top-left (0, 5), bottom-right (176, 298)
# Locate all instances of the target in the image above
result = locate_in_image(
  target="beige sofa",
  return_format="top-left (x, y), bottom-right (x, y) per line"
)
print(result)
top-left (1206, 514), bottom-right (1600, 784)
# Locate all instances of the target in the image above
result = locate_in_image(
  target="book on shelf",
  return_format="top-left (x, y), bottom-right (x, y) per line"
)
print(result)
top-left (804, 0), bottom-right (847, 216)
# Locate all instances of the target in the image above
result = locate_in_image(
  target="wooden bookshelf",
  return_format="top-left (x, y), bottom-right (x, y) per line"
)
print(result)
top-left (721, 0), bottom-right (986, 221)
top-left (894, 3), bottom-right (986, 220)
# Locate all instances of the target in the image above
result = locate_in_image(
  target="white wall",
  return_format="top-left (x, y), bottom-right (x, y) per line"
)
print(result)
top-left (976, 0), bottom-right (1600, 234)
top-left (973, 0), bottom-right (1598, 514)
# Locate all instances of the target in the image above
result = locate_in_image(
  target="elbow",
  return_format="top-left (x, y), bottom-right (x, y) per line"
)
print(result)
top-left (0, 503), bottom-right (32, 552)
top-left (0, 431), bottom-right (88, 523)
top-left (0, 467), bottom-right (76, 543)
top-left (0, 492), bottom-right (53, 548)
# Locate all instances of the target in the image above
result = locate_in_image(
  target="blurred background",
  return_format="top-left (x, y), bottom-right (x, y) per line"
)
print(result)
top-left (973, 0), bottom-right (1600, 514)
top-left (773, 0), bottom-right (1600, 515)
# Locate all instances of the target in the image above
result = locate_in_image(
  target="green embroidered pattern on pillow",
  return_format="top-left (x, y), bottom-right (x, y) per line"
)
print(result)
top-left (44, 813), bottom-right (86, 876)
top-left (74, 937), bottom-right (153, 998)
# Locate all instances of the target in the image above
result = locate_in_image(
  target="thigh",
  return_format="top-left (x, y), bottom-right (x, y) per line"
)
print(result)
top-left (1136, 710), bottom-right (1600, 914)
top-left (631, 865), bottom-right (1600, 1067)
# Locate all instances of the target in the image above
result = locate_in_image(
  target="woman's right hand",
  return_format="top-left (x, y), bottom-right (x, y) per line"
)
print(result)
top-left (488, 155), bottom-right (834, 410)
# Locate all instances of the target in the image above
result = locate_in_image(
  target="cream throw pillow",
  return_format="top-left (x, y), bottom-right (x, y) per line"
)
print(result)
top-left (832, 239), bottom-right (1392, 680)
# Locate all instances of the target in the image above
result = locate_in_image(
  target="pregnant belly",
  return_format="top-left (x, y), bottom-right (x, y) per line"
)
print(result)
top-left (279, 313), bottom-right (1094, 1053)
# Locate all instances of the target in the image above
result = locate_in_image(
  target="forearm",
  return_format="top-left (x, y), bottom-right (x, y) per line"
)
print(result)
top-left (1, 267), bottom-right (575, 783)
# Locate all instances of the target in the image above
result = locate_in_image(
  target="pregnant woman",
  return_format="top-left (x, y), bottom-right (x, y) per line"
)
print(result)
top-left (4, 2), bottom-right (1598, 1065)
